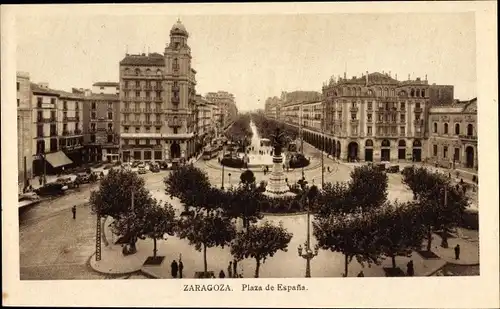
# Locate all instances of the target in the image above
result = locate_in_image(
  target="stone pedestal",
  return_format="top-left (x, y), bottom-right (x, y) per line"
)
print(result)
top-left (265, 155), bottom-right (290, 195)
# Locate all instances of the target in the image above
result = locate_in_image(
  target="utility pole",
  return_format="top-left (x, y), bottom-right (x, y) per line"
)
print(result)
top-left (221, 143), bottom-right (225, 190)
top-left (96, 205), bottom-right (101, 261)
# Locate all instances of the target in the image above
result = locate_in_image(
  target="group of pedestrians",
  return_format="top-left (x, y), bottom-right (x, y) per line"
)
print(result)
top-left (170, 259), bottom-right (184, 278)
top-left (219, 260), bottom-right (242, 278)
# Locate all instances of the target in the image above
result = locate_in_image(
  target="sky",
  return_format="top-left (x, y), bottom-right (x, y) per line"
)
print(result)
top-left (16, 11), bottom-right (477, 111)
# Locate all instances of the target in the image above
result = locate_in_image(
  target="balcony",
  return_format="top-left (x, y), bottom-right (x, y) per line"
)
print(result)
top-left (413, 119), bottom-right (424, 126)
top-left (133, 108), bottom-right (141, 113)
top-left (153, 86), bottom-right (162, 91)
top-left (154, 120), bottom-right (163, 126)
top-left (143, 108), bottom-right (153, 113)
top-left (121, 120), bottom-right (142, 126)
top-left (172, 85), bottom-right (180, 92)
top-left (459, 134), bottom-right (478, 141)
top-left (37, 117), bottom-right (57, 123)
top-left (62, 130), bottom-right (72, 136)
top-left (122, 108), bottom-right (131, 113)
top-left (143, 120), bottom-right (153, 126)
top-left (145, 97), bottom-right (152, 102)
top-left (154, 97), bottom-right (162, 102)
top-left (366, 118), bottom-right (373, 123)
top-left (172, 96), bottom-right (180, 104)
top-left (349, 106), bottom-right (359, 112)
top-left (50, 131), bottom-right (57, 137)
top-left (74, 129), bottom-right (83, 135)
top-left (414, 107), bottom-right (423, 113)
top-left (168, 119), bottom-right (182, 128)
top-left (144, 85), bottom-right (153, 90)
top-left (63, 106), bottom-right (68, 111)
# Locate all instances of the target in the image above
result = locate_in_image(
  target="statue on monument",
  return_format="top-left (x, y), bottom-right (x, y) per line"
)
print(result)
top-left (270, 127), bottom-right (286, 157)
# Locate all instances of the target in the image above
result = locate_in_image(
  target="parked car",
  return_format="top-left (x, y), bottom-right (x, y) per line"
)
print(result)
top-left (35, 183), bottom-right (66, 196)
top-left (131, 161), bottom-right (141, 168)
top-left (76, 173), bottom-right (91, 184)
top-left (374, 163), bottom-right (386, 172)
top-left (55, 175), bottom-right (79, 189)
top-left (138, 166), bottom-right (147, 174)
top-left (150, 164), bottom-right (160, 173)
top-left (103, 163), bottom-right (114, 170)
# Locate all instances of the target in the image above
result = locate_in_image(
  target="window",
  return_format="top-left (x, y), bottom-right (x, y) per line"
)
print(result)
top-left (367, 114), bottom-right (372, 121)
top-left (63, 123), bottom-right (68, 133)
top-left (433, 123), bottom-right (437, 133)
top-left (378, 114), bottom-right (383, 121)
top-left (124, 81), bottom-right (129, 88)
top-left (415, 114), bottom-right (421, 121)
top-left (391, 114), bottom-right (397, 122)
top-left (124, 126), bottom-right (129, 133)
top-left (467, 124), bottom-right (473, 136)
top-left (108, 102), bottom-right (113, 109)
top-left (63, 112), bottom-right (67, 120)
top-left (454, 148), bottom-right (460, 160)
top-left (91, 102), bottom-right (96, 109)
top-left (124, 139), bottom-right (129, 145)
top-left (17, 99), bottom-right (20, 107)
top-left (156, 103), bottom-right (161, 111)
top-left (444, 123), bottom-right (449, 134)
top-left (107, 135), bottom-right (113, 143)
top-left (400, 126), bottom-right (405, 136)
top-left (156, 91), bottom-right (162, 98)
top-left (433, 144), bottom-right (438, 156)
top-left (136, 81), bottom-right (140, 87)
top-left (443, 146), bottom-right (448, 158)
top-left (351, 101), bottom-right (356, 108)
top-left (173, 128), bottom-right (178, 134)
top-left (367, 126), bottom-right (372, 135)
top-left (91, 123), bottom-right (96, 131)
top-left (146, 91), bottom-right (151, 99)
top-left (17, 82), bottom-right (20, 91)
top-left (108, 123), bottom-right (113, 131)
top-left (400, 102), bottom-right (405, 109)
top-left (415, 102), bottom-right (421, 109)
top-left (91, 112), bottom-right (96, 119)
top-left (50, 98), bottom-right (56, 105)
top-left (367, 102), bottom-right (372, 110)
top-left (135, 91), bottom-right (140, 97)
top-left (37, 97), bottom-right (43, 108)
top-left (145, 126), bottom-right (150, 132)
top-left (145, 139), bottom-right (150, 145)
top-left (385, 102), bottom-right (389, 110)
top-left (400, 114), bottom-right (405, 122)
top-left (156, 126), bottom-right (161, 133)
top-left (455, 123), bottom-right (460, 135)
top-left (156, 139), bottom-right (161, 145)
top-left (37, 124), bottom-right (44, 137)
top-left (135, 127), bottom-right (140, 133)
top-left (135, 139), bottom-right (139, 146)
top-left (91, 134), bottom-right (96, 143)
top-left (108, 112), bottom-right (113, 120)
top-left (351, 113), bottom-right (356, 120)
top-left (100, 86), bottom-right (105, 90)
top-left (37, 111), bottom-right (43, 121)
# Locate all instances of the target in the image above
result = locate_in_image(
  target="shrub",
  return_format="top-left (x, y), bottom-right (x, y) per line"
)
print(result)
top-left (221, 157), bottom-right (244, 168)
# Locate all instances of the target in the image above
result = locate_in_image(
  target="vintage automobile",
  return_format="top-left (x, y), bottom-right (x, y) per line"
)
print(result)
top-left (386, 165), bottom-right (400, 173)
top-left (150, 164), bottom-right (160, 173)
top-left (138, 166), bottom-right (147, 174)
top-left (55, 175), bottom-right (80, 189)
top-left (76, 173), bottom-right (91, 184)
top-left (35, 182), bottom-right (67, 196)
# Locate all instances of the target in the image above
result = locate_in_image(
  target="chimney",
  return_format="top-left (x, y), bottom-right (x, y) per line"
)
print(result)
top-left (39, 82), bottom-right (49, 88)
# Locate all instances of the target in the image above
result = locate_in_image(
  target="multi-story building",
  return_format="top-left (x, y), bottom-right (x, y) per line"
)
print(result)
top-left (31, 83), bottom-right (80, 176)
top-left (83, 93), bottom-right (120, 162)
top-left (427, 98), bottom-right (477, 170)
top-left (320, 72), bottom-right (452, 162)
top-left (195, 94), bottom-right (216, 138)
top-left (205, 91), bottom-right (238, 130)
top-left (92, 82), bottom-right (120, 95)
top-left (264, 96), bottom-right (281, 120)
top-left (119, 20), bottom-right (198, 164)
top-left (17, 72), bottom-right (33, 191)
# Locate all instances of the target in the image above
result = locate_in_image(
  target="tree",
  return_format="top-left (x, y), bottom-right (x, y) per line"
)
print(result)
top-left (137, 201), bottom-right (177, 257)
top-left (315, 181), bottom-right (353, 216)
top-left (376, 201), bottom-right (427, 269)
top-left (313, 211), bottom-right (382, 277)
top-left (176, 209), bottom-right (236, 273)
top-left (240, 170), bottom-right (256, 189)
top-left (225, 187), bottom-right (263, 230)
top-left (348, 165), bottom-right (388, 211)
top-left (230, 221), bottom-right (292, 278)
top-left (164, 164), bottom-right (211, 202)
top-left (402, 166), bottom-right (469, 251)
top-left (89, 169), bottom-right (152, 247)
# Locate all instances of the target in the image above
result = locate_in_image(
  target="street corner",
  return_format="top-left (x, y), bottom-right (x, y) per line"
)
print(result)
top-left (431, 233), bottom-right (479, 266)
top-left (89, 244), bottom-right (148, 275)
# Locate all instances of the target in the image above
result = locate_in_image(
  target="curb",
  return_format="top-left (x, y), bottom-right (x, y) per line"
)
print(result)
top-left (88, 252), bottom-right (143, 277)
top-left (424, 263), bottom-right (447, 276)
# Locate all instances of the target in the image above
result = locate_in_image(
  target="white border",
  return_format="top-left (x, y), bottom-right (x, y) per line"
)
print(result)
top-left (2, 2), bottom-right (498, 307)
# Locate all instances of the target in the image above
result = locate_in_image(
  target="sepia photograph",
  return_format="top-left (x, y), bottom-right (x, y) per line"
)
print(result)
top-left (2, 2), bottom-right (498, 308)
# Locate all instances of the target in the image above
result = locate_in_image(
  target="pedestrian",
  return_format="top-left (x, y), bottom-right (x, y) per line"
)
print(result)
top-left (327, 166), bottom-right (331, 173)
top-left (460, 178), bottom-right (464, 185)
top-left (233, 259), bottom-right (238, 277)
top-left (406, 260), bottom-right (414, 276)
top-left (71, 205), bottom-right (76, 220)
top-left (171, 260), bottom-right (179, 278)
top-left (357, 271), bottom-right (365, 277)
top-left (179, 260), bottom-right (184, 279)
top-left (228, 261), bottom-right (233, 278)
top-left (454, 244), bottom-right (460, 260)
top-left (219, 270), bottom-right (225, 278)
top-left (38, 176), bottom-right (43, 186)
top-left (462, 185), bottom-right (467, 195)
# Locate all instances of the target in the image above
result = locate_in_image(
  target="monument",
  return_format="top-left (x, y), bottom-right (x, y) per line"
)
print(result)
top-left (264, 128), bottom-right (294, 197)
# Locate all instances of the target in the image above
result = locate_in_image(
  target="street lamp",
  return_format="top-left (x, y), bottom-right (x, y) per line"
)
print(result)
top-left (228, 173), bottom-right (232, 188)
top-left (296, 182), bottom-right (320, 278)
top-left (221, 141), bottom-right (226, 190)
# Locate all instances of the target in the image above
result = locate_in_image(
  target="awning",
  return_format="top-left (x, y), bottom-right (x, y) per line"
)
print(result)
top-left (44, 151), bottom-right (73, 168)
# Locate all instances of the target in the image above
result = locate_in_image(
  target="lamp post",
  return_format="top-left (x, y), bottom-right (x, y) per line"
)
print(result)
top-left (296, 181), bottom-right (320, 277)
top-left (221, 141), bottom-right (226, 190)
top-left (228, 173), bottom-right (232, 188)
top-left (321, 119), bottom-right (325, 188)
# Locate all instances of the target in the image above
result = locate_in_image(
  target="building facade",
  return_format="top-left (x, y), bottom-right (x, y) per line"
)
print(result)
top-left (427, 98), bottom-right (478, 170)
top-left (17, 72), bottom-right (33, 190)
top-left (83, 93), bottom-right (120, 162)
top-left (92, 82), bottom-right (120, 95)
top-left (205, 91), bottom-right (238, 130)
top-left (119, 20), bottom-right (198, 164)
top-left (31, 83), bottom-right (83, 177)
